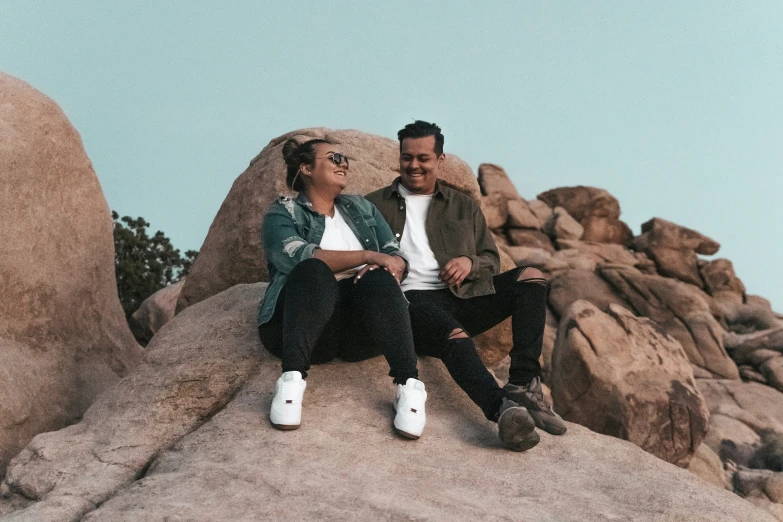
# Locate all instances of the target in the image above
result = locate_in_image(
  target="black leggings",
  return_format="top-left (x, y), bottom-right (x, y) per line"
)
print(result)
top-left (258, 258), bottom-right (419, 384)
top-left (405, 267), bottom-right (548, 420)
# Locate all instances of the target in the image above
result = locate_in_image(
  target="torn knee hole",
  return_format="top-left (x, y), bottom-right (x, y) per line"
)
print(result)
top-left (448, 328), bottom-right (469, 340)
top-left (516, 267), bottom-right (548, 286)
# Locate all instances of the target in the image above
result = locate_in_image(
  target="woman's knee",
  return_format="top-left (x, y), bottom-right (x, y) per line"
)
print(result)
top-left (289, 257), bottom-right (335, 283)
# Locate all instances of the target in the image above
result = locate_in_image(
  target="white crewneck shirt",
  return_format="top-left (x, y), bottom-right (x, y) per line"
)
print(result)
top-left (398, 184), bottom-right (447, 292)
top-left (319, 209), bottom-right (366, 280)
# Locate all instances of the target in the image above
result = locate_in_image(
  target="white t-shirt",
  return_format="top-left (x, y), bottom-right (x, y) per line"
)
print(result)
top-left (319, 209), bottom-right (366, 280)
top-left (398, 184), bottom-right (447, 292)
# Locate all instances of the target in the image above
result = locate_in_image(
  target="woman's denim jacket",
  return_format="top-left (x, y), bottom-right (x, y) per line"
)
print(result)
top-left (257, 192), bottom-right (407, 326)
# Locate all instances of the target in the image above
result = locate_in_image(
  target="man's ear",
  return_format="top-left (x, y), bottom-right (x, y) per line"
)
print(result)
top-left (437, 153), bottom-right (446, 166)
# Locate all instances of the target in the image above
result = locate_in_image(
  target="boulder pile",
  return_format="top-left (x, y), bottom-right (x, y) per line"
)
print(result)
top-left (478, 163), bottom-right (783, 519)
top-left (1, 108), bottom-right (782, 520)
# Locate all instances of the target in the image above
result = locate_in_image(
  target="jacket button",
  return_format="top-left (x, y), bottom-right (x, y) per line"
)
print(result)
top-left (395, 233), bottom-right (400, 238)
top-left (399, 206), bottom-right (404, 210)
top-left (365, 238), bottom-right (369, 243)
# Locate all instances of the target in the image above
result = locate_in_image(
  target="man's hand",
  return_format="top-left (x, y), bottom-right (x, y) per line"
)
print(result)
top-left (439, 256), bottom-right (473, 287)
top-left (356, 253), bottom-right (406, 284)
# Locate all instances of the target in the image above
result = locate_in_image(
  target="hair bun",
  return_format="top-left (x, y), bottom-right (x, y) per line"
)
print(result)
top-left (282, 139), bottom-right (301, 166)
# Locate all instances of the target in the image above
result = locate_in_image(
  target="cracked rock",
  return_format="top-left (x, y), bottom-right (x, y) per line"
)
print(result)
top-left (551, 300), bottom-right (709, 467)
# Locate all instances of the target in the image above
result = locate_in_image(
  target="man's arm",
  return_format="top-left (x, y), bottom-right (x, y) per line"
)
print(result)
top-left (439, 199), bottom-right (500, 287)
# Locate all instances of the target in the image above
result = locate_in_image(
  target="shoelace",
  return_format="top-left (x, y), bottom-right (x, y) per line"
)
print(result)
top-left (525, 388), bottom-right (552, 413)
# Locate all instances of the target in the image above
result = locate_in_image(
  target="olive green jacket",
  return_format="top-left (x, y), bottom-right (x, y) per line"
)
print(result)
top-left (366, 178), bottom-right (500, 298)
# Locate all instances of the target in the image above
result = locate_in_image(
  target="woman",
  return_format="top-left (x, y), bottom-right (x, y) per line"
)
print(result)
top-left (257, 138), bottom-right (426, 439)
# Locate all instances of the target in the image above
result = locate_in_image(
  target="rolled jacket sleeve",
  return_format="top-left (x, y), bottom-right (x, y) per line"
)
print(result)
top-left (370, 203), bottom-right (406, 257)
top-left (261, 204), bottom-right (319, 275)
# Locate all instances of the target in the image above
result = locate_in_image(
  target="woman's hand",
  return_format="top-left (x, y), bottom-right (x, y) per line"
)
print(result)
top-left (355, 253), bottom-right (406, 284)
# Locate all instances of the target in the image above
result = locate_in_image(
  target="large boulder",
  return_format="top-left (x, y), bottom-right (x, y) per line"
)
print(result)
top-left (0, 73), bottom-right (142, 474)
top-left (129, 280), bottom-right (185, 345)
top-left (551, 300), bottom-right (709, 467)
top-left (479, 194), bottom-right (508, 230)
top-left (176, 128), bottom-right (479, 313)
top-left (548, 269), bottom-right (632, 318)
top-left (477, 163), bottom-right (520, 200)
top-left (0, 284), bottom-right (773, 522)
top-left (547, 206), bottom-right (584, 240)
top-left (600, 265), bottom-right (739, 380)
top-left (632, 218), bottom-right (720, 288)
top-left (506, 198), bottom-right (541, 229)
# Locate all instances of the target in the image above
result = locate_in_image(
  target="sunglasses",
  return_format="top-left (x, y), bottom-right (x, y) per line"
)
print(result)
top-left (318, 152), bottom-right (349, 168)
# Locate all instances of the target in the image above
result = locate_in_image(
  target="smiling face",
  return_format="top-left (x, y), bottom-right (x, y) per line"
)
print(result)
top-left (399, 136), bottom-right (444, 195)
top-left (302, 142), bottom-right (349, 193)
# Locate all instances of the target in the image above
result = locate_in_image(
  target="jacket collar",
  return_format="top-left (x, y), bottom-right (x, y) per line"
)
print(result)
top-left (295, 191), bottom-right (351, 214)
top-left (384, 177), bottom-right (449, 200)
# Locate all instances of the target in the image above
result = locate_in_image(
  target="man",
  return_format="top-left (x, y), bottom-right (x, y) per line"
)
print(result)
top-left (366, 120), bottom-right (566, 451)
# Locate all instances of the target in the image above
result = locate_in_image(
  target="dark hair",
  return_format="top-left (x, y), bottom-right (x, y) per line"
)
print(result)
top-left (282, 138), bottom-right (331, 191)
top-left (397, 120), bottom-right (444, 156)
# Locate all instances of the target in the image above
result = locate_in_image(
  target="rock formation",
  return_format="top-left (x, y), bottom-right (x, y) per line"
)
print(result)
top-left (1, 106), bottom-right (782, 519)
top-left (0, 73), bottom-right (143, 475)
top-left (551, 300), bottom-right (709, 467)
top-left (129, 280), bottom-right (185, 345)
top-left (537, 185), bottom-right (633, 245)
top-left (0, 285), bottom-right (773, 522)
top-left (631, 218), bottom-right (720, 287)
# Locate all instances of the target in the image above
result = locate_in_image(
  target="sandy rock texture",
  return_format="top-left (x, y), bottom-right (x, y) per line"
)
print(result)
top-left (129, 280), bottom-right (184, 345)
top-left (725, 327), bottom-right (783, 392)
top-left (688, 443), bottom-right (731, 490)
top-left (551, 300), bottom-right (709, 467)
top-left (477, 163), bottom-right (520, 200)
top-left (1, 284), bottom-right (773, 522)
top-left (537, 186), bottom-right (633, 245)
top-left (600, 265), bottom-right (739, 379)
top-left (697, 379), bottom-right (783, 467)
top-left (632, 217), bottom-right (720, 288)
top-left (177, 128), bottom-right (479, 313)
top-left (0, 73), bottom-right (142, 474)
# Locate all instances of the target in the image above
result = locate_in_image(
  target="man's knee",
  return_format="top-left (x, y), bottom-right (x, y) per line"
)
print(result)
top-left (516, 266), bottom-right (547, 285)
top-left (448, 328), bottom-right (469, 340)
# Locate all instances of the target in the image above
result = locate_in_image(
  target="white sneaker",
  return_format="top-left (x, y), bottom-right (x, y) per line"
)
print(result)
top-left (393, 378), bottom-right (427, 439)
top-left (270, 371), bottom-right (306, 430)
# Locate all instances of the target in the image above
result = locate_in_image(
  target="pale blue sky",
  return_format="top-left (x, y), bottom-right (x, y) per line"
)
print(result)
top-left (2, 1), bottom-right (781, 310)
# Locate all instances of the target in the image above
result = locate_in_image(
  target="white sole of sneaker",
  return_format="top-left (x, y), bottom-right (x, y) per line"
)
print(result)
top-left (393, 426), bottom-right (421, 440)
top-left (270, 421), bottom-right (300, 431)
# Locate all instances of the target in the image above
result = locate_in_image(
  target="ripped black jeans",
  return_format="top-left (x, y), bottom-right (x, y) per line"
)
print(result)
top-left (258, 258), bottom-right (419, 384)
top-left (405, 267), bottom-right (547, 420)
